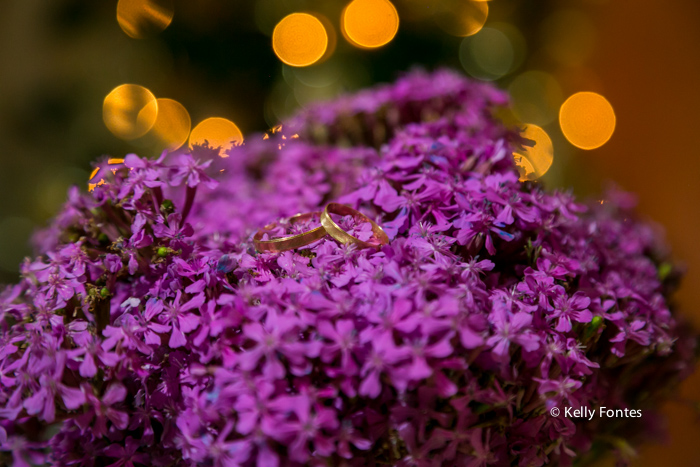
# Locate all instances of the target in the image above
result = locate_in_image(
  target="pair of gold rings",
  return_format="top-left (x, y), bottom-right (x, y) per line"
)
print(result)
top-left (254, 203), bottom-right (389, 253)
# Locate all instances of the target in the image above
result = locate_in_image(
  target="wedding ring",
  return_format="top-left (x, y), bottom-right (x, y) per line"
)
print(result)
top-left (254, 212), bottom-right (326, 253)
top-left (320, 203), bottom-right (389, 250)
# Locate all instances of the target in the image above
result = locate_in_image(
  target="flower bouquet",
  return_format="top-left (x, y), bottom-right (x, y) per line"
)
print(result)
top-left (0, 70), bottom-right (696, 466)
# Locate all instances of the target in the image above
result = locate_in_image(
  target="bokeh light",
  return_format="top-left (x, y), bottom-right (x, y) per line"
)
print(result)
top-left (272, 13), bottom-right (328, 67)
top-left (103, 84), bottom-right (158, 140)
top-left (434, 0), bottom-right (488, 38)
top-left (459, 27), bottom-right (514, 81)
top-left (294, 80), bottom-right (342, 108)
top-left (38, 167), bottom-right (91, 215)
top-left (557, 67), bottom-right (604, 97)
top-left (145, 98), bottom-right (191, 151)
top-left (400, 0), bottom-right (435, 21)
top-left (513, 124), bottom-right (554, 181)
top-left (116, 0), bottom-right (174, 39)
top-left (314, 14), bottom-right (338, 63)
top-left (541, 9), bottom-right (596, 67)
top-left (292, 61), bottom-right (341, 89)
top-left (559, 91), bottom-right (615, 150)
top-left (189, 117), bottom-right (243, 155)
top-left (493, 23), bottom-right (527, 73)
top-left (286, 60), bottom-right (342, 108)
top-left (0, 217), bottom-right (33, 273)
top-left (508, 71), bottom-right (563, 126)
top-left (264, 80), bottom-right (299, 126)
top-left (342, 0), bottom-right (399, 49)
top-left (254, 0), bottom-right (287, 36)
top-left (269, 56), bottom-right (371, 125)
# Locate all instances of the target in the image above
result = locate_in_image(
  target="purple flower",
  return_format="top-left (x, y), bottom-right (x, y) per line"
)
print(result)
top-left (169, 154), bottom-right (218, 189)
top-left (395, 334), bottom-right (453, 387)
top-left (318, 319), bottom-right (359, 376)
top-left (549, 292), bottom-right (593, 333)
top-left (208, 422), bottom-right (252, 467)
top-left (160, 291), bottom-right (202, 348)
top-left (337, 420), bottom-right (372, 459)
top-left (268, 394), bottom-right (338, 462)
top-left (233, 378), bottom-right (276, 435)
top-left (104, 437), bottom-right (150, 467)
top-left (463, 428), bottom-right (504, 467)
top-left (454, 211), bottom-right (514, 256)
top-left (610, 319), bottom-right (652, 357)
top-left (486, 302), bottom-right (539, 357)
top-left (119, 153), bottom-right (166, 202)
top-left (0, 69), bottom-right (694, 467)
top-left (68, 329), bottom-right (120, 378)
top-left (152, 213), bottom-right (194, 241)
top-left (44, 266), bottom-right (81, 302)
top-left (102, 314), bottom-right (152, 355)
top-left (23, 353), bottom-right (85, 423)
top-left (238, 310), bottom-right (317, 379)
top-left (459, 256), bottom-right (495, 281)
top-left (76, 383), bottom-right (129, 437)
top-left (516, 267), bottom-right (563, 311)
top-left (535, 375), bottom-right (584, 409)
top-left (359, 336), bottom-right (411, 398)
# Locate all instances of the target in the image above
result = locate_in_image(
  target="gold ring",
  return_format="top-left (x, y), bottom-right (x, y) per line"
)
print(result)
top-left (320, 203), bottom-right (389, 250)
top-left (254, 212), bottom-right (326, 253)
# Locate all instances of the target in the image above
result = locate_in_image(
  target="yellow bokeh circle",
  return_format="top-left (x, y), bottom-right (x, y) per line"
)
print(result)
top-left (342, 0), bottom-right (399, 49)
top-left (559, 92), bottom-right (616, 150)
top-left (272, 13), bottom-right (328, 67)
top-left (103, 84), bottom-right (158, 140)
top-left (116, 0), bottom-right (174, 39)
top-left (147, 98), bottom-right (191, 151)
top-left (189, 117), bottom-right (243, 156)
top-left (513, 124), bottom-right (554, 181)
top-left (434, 0), bottom-right (488, 38)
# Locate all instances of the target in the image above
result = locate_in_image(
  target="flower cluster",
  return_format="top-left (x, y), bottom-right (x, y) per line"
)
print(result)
top-left (0, 70), bottom-right (696, 466)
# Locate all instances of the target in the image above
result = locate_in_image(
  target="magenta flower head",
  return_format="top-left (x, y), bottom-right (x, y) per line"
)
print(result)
top-left (0, 69), bottom-right (696, 466)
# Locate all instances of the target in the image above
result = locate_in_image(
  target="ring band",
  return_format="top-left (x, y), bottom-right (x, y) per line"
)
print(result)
top-left (320, 203), bottom-right (389, 250)
top-left (254, 212), bottom-right (326, 253)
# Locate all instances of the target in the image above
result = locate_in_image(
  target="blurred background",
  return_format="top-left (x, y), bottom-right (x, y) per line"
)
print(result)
top-left (0, 0), bottom-right (698, 464)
